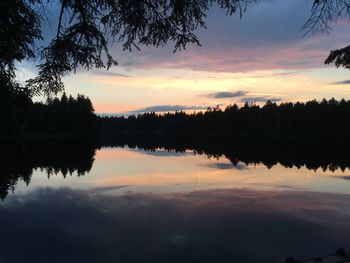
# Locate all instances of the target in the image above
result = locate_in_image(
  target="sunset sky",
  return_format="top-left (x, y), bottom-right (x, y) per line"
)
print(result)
top-left (20, 0), bottom-right (350, 115)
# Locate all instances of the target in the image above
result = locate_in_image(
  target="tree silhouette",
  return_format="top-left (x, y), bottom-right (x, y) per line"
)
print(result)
top-left (0, 92), bottom-right (97, 136)
top-left (0, 0), bottom-right (42, 93)
top-left (99, 133), bottom-right (350, 175)
top-left (325, 45), bottom-right (350, 69)
top-left (2, 133), bottom-right (350, 200)
top-left (303, 0), bottom-right (350, 69)
top-left (99, 98), bottom-right (350, 136)
top-left (1, 0), bottom-right (256, 96)
top-left (0, 140), bottom-right (96, 200)
top-left (1, 0), bottom-right (349, 96)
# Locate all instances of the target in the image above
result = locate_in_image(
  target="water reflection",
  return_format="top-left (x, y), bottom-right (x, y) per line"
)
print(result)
top-left (2, 138), bottom-right (350, 262)
top-left (0, 137), bottom-right (350, 199)
top-left (104, 136), bottom-right (350, 172)
top-left (0, 187), bottom-right (349, 263)
top-left (0, 140), bottom-right (95, 199)
top-left (2, 137), bottom-right (350, 199)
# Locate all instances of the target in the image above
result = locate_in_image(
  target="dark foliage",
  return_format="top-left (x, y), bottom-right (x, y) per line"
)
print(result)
top-left (2, 135), bottom-right (350, 199)
top-left (303, 0), bottom-right (350, 68)
top-left (100, 98), bottom-right (350, 136)
top-left (0, 0), bottom-right (42, 88)
top-left (1, 0), bottom-right (256, 95)
top-left (0, 140), bottom-right (96, 200)
top-left (1, 0), bottom-right (349, 96)
top-left (100, 134), bottom-right (350, 173)
top-left (325, 45), bottom-right (350, 69)
top-left (0, 91), bottom-right (97, 136)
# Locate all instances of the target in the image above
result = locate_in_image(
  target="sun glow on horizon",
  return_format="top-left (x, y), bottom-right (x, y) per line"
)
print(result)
top-left (62, 67), bottom-right (350, 114)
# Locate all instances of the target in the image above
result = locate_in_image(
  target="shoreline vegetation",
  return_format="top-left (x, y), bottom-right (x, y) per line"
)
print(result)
top-left (99, 98), bottom-right (350, 137)
top-left (2, 89), bottom-right (350, 140)
top-left (3, 91), bottom-right (350, 198)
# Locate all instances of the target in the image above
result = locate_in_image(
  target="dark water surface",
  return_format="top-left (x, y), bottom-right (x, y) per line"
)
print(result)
top-left (1, 140), bottom-right (350, 262)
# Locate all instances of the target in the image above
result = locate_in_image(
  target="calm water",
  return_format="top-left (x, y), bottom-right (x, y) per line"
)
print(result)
top-left (2, 141), bottom-right (350, 262)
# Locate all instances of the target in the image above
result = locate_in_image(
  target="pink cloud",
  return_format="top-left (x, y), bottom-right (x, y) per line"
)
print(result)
top-left (118, 37), bottom-right (332, 73)
top-left (114, 22), bottom-right (349, 73)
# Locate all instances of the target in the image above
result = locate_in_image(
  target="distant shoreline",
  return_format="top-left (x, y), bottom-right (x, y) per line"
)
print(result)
top-left (3, 95), bottom-right (350, 141)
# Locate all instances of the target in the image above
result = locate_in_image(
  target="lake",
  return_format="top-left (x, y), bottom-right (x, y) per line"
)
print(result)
top-left (1, 139), bottom-right (350, 263)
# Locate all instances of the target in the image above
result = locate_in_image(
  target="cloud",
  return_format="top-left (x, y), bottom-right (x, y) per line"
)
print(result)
top-left (19, 0), bottom-right (350, 77)
top-left (272, 71), bottom-right (304, 76)
top-left (126, 105), bottom-right (208, 115)
top-left (90, 70), bottom-right (131, 78)
top-left (331, 80), bottom-right (350, 85)
top-left (115, 37), bottom-right (331, 73)
top-left (205, 90), bottom-right (249, 99)
top-left (239, 96), bottom-right (283, 103)
top-left (108, 0), bottom-right (349, 73)
top-left (19, 0), bottom-right (350, 79)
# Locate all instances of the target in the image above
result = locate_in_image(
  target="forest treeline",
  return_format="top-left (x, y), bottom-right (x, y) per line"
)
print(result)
top-left (3, 86), bottom-right (350, 137)
top-left (100, 98), bottom-right (350, 136)
top-left (0, 88), bottom-right (97, 136)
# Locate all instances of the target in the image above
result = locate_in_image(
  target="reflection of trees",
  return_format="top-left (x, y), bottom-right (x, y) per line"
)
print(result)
top-left (3, 135), bottom-right (350, 200)
top-left (101, 134), bottom-right (350, 173)
top-left (0, 140), bottom-right (96, 200)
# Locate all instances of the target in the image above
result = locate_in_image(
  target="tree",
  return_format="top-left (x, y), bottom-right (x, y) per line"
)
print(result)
top-left (1, 0), bottom-right (349, 97)
top-left (303, 0), bottom-right (350, 69)
top-left (0, 0), bottom-right (42, 97)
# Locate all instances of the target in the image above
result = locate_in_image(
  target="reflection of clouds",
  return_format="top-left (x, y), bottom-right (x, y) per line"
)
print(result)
top-left (88, 185), bottom-right (131, 194)
top-left (206, 162), bottom-right (249, 171)
top-left (96, 147), bottom-right (141, 159)
top-left (335, 176), bottom-right (350, 181)
top-left (1, 187), bottom-right (350, 263)
top-left (331, 80), bottom-right (350, 85)
top-left (89, 148), bottom-right (350, 194)
top-left (137, 149), bottom-right (192, 158)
